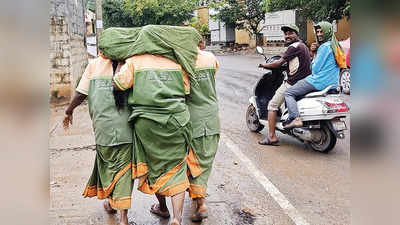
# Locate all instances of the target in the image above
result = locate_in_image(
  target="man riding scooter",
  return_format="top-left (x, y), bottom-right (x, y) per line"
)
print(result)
top-left (258, 24), bottom-right (312, 145)
top-left (284, 21), bottom-right (347, 129)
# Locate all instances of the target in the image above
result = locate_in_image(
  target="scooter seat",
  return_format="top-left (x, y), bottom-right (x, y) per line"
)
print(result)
top-left (304, 85), bottom-right (339, 98)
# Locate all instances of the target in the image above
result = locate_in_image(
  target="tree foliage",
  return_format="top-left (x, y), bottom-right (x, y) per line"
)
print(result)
top-left (84, 0), bottom-right (96, 12)
top-left (245, 0), bottom-right (267, 36)
top-left (343, 1), bottom-right (350, 19)
top-left (124, 0), bottom-right (197, 25)
top-left (197, 0), bottom-right (211, 6)
top-left (103, 0), bottom-right (136, 29)
top-left (186, 17), bottom-right (210, 36)
top-left (102, 0), bottom-right (198, 29)
top-left (266, 0), bottom-right (349, 23)
top-left (210, 0), bottom-right (266, 36)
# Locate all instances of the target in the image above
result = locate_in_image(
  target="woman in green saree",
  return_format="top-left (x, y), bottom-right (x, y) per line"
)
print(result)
top-left (63, 54), bottom-right (133, 225)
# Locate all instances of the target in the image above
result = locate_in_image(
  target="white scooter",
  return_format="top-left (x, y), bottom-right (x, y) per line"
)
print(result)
top-left (246, 47), bottom-right (349, 153)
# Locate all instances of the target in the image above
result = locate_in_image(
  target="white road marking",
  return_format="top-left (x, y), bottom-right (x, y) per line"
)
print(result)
top-left (221, 134), bottom-right (311, 225)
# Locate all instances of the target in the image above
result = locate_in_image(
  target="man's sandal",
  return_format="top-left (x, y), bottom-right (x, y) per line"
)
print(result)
top-left (150, 204), bottom-right (170, 219)
top-left (258, 138), bottom-right (280, 146)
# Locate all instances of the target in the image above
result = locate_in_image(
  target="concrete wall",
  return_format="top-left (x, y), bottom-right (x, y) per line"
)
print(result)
top-left (262, 10), bottom-right (296, 41)
top-left (208, 7), bottom-right (236, 45)
top-left (50, 0), bottom-right (88, 103)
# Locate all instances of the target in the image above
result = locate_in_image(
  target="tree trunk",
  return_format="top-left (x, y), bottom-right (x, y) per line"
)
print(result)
top-left (256, 33), bottom-right (264, 46)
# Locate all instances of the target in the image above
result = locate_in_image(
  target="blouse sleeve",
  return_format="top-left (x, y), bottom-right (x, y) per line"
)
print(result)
top-left (76, 61), bottom-right (94, 95)
top-left (113, 60), bottom-right (135, 90)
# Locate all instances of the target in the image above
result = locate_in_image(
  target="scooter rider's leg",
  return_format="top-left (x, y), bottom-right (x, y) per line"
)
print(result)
top-left (284, 79), bottom-right (317, 129)
top-left (285, 84), bottom-right (301, 121)
top-left (259, 110), bottom-right (279, 145)
top-left (268, 110), bottom-right (278, 141)
top-left (259, 82), bottom-right (289, 145)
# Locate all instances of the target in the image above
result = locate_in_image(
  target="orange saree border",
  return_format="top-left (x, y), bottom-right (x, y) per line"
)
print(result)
top-left (132, 162), bottom-right (148, 179)
top-left (108, 196), bottom-right (131, 210)
top-left (158, 177), bottom-right (190, 196)
top-left (82, 162), bottom-right (132, 199)
top-left (188, 183), bottom-right (206, 198)
top-left (187, 147), bottom-right (203, 178)
top-left (138, 158), bottom-right (189, 196)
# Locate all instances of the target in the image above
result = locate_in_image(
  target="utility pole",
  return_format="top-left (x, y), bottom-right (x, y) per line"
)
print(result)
top-left (95, 0), bottom-right (103, 55)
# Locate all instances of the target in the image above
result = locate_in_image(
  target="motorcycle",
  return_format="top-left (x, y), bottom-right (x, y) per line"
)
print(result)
top-left (246, 46), bottom-right (349, 153)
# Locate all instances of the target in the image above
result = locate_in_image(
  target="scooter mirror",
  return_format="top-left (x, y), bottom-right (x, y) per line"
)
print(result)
top-left (256, 46), bottom-right (264, 55)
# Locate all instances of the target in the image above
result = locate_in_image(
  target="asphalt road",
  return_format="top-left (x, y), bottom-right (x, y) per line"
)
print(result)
top-left (49, 54), bottom-right (350, 225)
top-left (214, 54), bottom-right (350, 225)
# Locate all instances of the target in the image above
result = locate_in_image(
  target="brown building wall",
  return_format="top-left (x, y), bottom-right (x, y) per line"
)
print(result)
top-left (336, 18), bottom-right (351, 41)
top-left (235, 22), bottom-right (264, 46)
top-left (235, 29), bottom-right (251, 45)
top-left (197, 6), bottom-right (209, 26)
top-left (306, 20), bottom-right (315, 46)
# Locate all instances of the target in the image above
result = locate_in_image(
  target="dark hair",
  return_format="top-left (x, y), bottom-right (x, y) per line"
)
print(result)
top-left (282, 27), bottom-right (298, 35)
top-left (290, 29), bottom-right (298, 35)
top-left (112, 60), bottom-right (125, 111)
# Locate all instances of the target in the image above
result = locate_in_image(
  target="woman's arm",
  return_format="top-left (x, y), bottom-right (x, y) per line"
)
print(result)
top-left (63, 91), bottom-right (87, 130)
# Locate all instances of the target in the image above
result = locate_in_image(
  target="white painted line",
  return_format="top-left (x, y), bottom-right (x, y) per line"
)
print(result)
top-left (221, 134), bottom-right (311, 225)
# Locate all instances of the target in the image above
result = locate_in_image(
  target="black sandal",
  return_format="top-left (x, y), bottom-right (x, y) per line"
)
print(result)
top-left (258, 138), bottom-right (280, 146)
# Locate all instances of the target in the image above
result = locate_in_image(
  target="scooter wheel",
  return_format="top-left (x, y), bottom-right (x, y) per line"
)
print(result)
top-left (340, 68), bottom-right (350, 95)
top-left (307, 124), bottom-right (337, 153)
top-left (246, 105), bottom-right (264, 132)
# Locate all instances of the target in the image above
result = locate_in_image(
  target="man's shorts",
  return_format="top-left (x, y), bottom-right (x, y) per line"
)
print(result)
top-left (267, 82), bottom-right (292, 111)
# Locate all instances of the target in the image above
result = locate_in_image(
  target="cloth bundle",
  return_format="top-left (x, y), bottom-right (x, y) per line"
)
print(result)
top-left (99, 25), bottom-right (202, 79)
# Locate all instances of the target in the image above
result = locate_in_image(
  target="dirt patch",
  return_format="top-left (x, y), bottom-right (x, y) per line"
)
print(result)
top-left (235, 208), bottom-right (256, 225)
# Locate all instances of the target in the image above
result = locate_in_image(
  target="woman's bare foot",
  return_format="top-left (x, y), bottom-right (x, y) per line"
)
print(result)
top-left (169, 218), bottom-right (180, 225)
top-left (120, 219), bottom-right (129, 225)
top-left (120, 209), bottom-right (129, 225)
top-left (103, 200), bottom-right (117, 214)
top-left (191, 198), bottom-right (208, 222)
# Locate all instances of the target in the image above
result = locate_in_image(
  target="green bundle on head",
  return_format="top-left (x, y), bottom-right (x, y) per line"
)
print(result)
top-left (99, 27), bottom-right (142, 60)
top-left (99, 25), bottom-right (202, 80)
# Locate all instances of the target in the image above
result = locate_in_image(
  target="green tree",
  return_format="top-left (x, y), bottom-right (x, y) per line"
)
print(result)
top-left (103, 0), bottom-right (137, 29)
top-left (266, 0), bottom-right (349, 23)
top-left (103, 0), bottom-right (198, 28)
top-left (128, 0), bottom-right (197, 26)
top-left (84, 0), bottom-right (96, 12)
top-left (343, 1), bottom-right (350, 18)
top-left (186, 17), bottom-right (210, 37)
top-left (210, 0), bottom-right (266, 38)
top-left (197, 0), bottom-right (211, 6)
